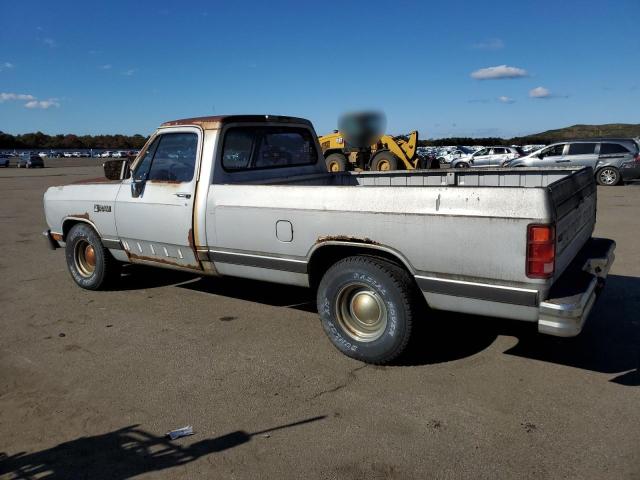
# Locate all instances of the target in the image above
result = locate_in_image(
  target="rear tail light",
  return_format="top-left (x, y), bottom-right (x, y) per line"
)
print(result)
top-left (634, 153), bottom-right (640, 163)
top-left (526, 224), bottom-right (555, 278)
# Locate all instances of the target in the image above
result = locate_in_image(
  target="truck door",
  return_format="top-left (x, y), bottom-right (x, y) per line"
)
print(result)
top-left (114, 128), bottom-right (202, 270)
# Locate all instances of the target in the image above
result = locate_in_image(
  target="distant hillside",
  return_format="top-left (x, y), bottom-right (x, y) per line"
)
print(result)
top-left (515, 123), bottom-right (640, 143)
top-left (419, 123), bottom-right (640, 146)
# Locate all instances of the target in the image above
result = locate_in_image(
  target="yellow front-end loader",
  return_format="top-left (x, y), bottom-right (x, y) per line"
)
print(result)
top-left (319, 130), bottom-right (433, 172)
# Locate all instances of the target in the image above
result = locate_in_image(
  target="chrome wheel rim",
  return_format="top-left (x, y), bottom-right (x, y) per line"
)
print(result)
top-left (335, 283), bottom-right (387, 342)
top-left (74, 240), bottom-right (96, 277)
top-left (599, 168), bottom-right (617, 185)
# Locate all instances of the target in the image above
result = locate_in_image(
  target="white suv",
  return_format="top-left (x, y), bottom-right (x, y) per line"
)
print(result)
top-left (451, 146), bottom-right (523, 168)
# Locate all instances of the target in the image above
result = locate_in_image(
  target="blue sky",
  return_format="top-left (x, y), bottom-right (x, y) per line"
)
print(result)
top-left (0, 0), bottom-right (638, 138)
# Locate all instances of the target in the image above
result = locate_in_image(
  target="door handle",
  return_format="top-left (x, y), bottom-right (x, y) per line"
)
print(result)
top-left (175, 192), bottom-right (191, 199)
top-left (556, 160), bottom-right (571, 163)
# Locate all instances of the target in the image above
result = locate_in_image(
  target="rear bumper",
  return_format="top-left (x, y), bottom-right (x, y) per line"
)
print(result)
top-left (620, 163), bottom-right (640, 181)
top-left (538, 238), bottom-right (615, 337)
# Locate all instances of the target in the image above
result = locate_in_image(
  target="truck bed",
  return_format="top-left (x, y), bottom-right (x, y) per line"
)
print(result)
top-left (263, 167), bottom-right (589, 188)
top-left (210, 167), bottom-right (596, 299)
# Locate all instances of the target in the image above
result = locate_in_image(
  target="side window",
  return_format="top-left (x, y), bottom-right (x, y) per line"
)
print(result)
top-left (222, 127), bottom-right (317, 171)
top-left (132, 137), bottom-right (160, 181)
top-left (147, 133), bottom-right (198, 182)
top-left (475, 148), bottom-right (488, 156)
top-left (540, 144), bottom-right (565, 158)
top-left (600, 143), bottom-right (630, 155)
top-left (493, 148), bottom-right (505, 154)
top-left (567, 143), bottom-right (596, 155)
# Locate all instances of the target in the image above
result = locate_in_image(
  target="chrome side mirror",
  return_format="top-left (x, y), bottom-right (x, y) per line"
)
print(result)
top-left (131, 174), bottom-right (146, 198)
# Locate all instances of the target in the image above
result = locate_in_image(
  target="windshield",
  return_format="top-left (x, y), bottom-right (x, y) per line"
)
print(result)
top-left (458, 146), bottom-right (473, 154)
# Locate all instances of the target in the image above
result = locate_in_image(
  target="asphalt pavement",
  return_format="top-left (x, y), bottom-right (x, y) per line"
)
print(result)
top-left (1, 161), bottom-right (638, 479)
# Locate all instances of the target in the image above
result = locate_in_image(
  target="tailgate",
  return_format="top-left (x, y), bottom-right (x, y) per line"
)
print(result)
top-left (547, 168), bottom-right (597, 279)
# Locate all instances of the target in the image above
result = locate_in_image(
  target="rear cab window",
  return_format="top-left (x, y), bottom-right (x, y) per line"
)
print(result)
top-left (222, 126), bottom-right (317, 172)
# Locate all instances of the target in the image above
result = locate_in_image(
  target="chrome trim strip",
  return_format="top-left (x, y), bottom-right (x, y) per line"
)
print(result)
top-left (415, 275), bottom-right (539, 307)
top-left (209, 249), bottom-right (308, 274)
top-left (102, 238), bottom-right (123, 250)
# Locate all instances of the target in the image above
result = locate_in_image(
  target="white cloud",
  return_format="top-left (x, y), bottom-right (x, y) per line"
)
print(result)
top-left (471, 65), bottom-right (528, 80)
top-left (0, 92), bottom-right (36, 102)
top-left (0, 62), bottom-right (14, 72)
top-left (498, 96), bottom-right (515, 104)
top-left (472, 38), bottom-right (504, 50)
top-left (529, 86), bottom-right (551, 98)
top-left (43, 38), bottom-right (57, 47)
top-left (25, 98), bottom-right (60, 109)
top-left (122, 69), bottom-right (136, 76)
top-left (99, 64), bottom-right (112, 70)
top-left (1, 92), bottom-right (59, 109)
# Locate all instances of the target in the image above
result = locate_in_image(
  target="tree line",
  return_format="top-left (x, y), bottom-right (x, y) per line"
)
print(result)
top-left (0, 130), bottom-right (556, 151)
top-left (0, 131), bottom-right (149, 150)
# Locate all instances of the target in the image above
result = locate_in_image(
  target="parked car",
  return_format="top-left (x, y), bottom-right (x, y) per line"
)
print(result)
top-left (507, 139), bottom-right (640, 185)
top-left (63, 152), bottom-right (74, 158)
top-left (42, 114), bottom-right (615, 364)
top-left (17, 155), bottom-right (44, 168)
top-left (436, 146), bottom-right (475, 167)
top-left (38, 152), bottom-right (48, 158)
top-left (0, 155), bottom-right (9, 167)
top-left (99, 151), bottom-right (112, 158)
top-left (451, 146), bottom-right (523, 168)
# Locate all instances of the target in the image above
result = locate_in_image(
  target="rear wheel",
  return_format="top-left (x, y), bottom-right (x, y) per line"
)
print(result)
top-left (317, 256), bottom-right (418, 364)
top-left (370, 151), bottom-right (398, 171)
top-left (596, 167), bottom-right (620, 186)
top-left (325, 153), bottom-right (348, 172)
top-left (65, 223), bottom-right (120, 290)
top-left (455, 162), bottom-right (470, 169)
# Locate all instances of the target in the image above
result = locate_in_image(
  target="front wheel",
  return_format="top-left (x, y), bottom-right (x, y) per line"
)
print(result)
top-left (596, 167), bottom-right (620, 186)
top-left (370, 151), bottom-right (398, 171)
top-left (454, 162), bottom-right (470, 168)
top-left (65, 223), bottom-right (120, 290)
top-left (317, 256), bottom-right (417, 364)
top-left (325, 153), bottom-right (348, 172)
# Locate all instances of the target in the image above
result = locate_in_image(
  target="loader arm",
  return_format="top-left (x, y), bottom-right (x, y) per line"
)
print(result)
top-left (381, 130), bottom-right (419, 169)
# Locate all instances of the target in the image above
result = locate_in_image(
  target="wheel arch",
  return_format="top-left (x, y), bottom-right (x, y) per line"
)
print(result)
top-left (323, 149), bottom-right (347, 159)
top-left (307, 240), bottom-right (417, 290)
top-left (62, 216), bottom-right (101, 241)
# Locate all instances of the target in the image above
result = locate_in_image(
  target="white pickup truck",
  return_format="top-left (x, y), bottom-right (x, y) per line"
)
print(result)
top-left (43, 115), bottom-right (615, 364)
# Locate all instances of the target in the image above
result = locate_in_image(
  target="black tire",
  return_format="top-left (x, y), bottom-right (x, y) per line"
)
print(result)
top-left (454, 162), bottom-right (470, 169)
top-left (65, 223), bottom-right (120, 290)
top-left (370, 151), bottom-right (398, 171)
top-left (595, 166), bottom-right (621, 186)
top-left (325, 153), bottom-right (348, 172)
top-left (317, 256), bottom-right (417, 364)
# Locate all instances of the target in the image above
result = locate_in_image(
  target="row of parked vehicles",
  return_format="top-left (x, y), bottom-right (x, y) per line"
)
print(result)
top-left (0, 150), bottom-right (139, 159)
top-left (433, 139), bottom-right (640, 186)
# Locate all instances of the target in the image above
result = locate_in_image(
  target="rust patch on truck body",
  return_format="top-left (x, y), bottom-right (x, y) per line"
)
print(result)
top-left (69, 212), bottom-right (91, 221)
top-left (316, 235), bottom-right (381, 246)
